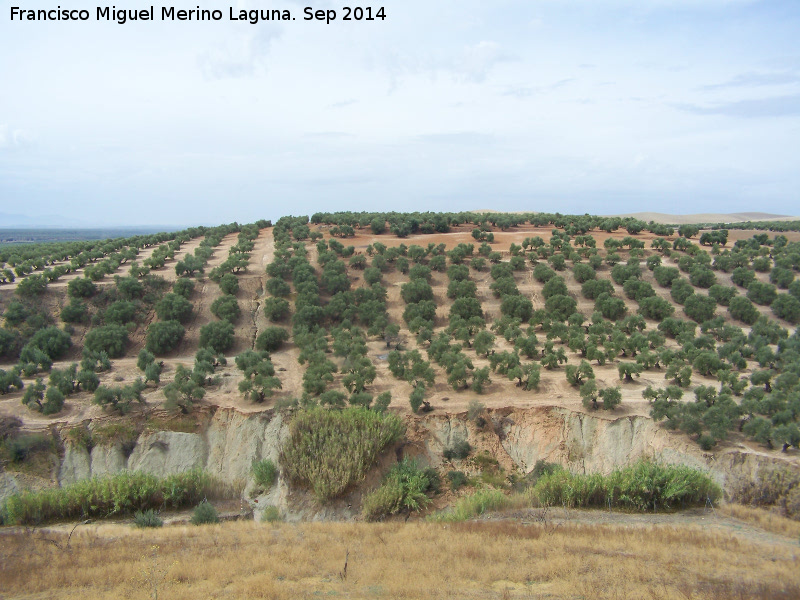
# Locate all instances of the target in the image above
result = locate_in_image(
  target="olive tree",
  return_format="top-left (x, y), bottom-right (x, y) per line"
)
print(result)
top-left (156, 293), bottom-right (193, 323)
top-left (84, 324), bottom-right (128, 358)
top-left (199, 320), bottom-right (235, 353)
top-left (146, 320), bottom-right (185, 355)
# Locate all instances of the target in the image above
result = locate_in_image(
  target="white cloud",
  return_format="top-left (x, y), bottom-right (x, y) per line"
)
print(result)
top-left (198, 25), bottom-right (283, 79)
top-left (700, 70), bottom-right (800, 90)
top-left (0, 125), bottom-right (32, 150)
top-left (0, 0), bottom-right (798, 222)
top-left (457, 41), bottom-right (509, 83)
top-left (675, 95), bottom-right (800, 118)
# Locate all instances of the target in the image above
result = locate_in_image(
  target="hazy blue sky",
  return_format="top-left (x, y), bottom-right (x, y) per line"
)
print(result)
top-left (1, 0), bottom-right (798, 226)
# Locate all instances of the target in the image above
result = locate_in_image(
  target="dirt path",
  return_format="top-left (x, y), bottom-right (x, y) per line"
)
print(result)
top-left (489, 506), bottom-right (800, 550)
top-left (11, 504), bottom-right (799, 556)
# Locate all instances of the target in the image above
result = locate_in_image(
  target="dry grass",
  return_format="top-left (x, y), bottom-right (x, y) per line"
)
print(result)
top-left (143, 413), bottom-right (201, 434)
top-left (720, 503), bottom-right (800, 539)
top-left (1, 519), bottom-right (798, 599)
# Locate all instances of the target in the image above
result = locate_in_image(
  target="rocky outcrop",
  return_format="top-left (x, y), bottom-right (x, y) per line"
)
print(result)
top-left (57, 408), bottom-right (288, 490)
top-left (59, 442), bottom-right (92, 483)
top-left (90, 444), bottom-right (128, 478)
top-left (0, 472), bottom-right (20, 502)
top-left (419, 407), bottom-right (797, 494)
top-left (205, 410), bottom-right (285, 488)
top-left (497, 408), bottom-right (703, 476)
top-left (128, 431), bottom-right (207, 476)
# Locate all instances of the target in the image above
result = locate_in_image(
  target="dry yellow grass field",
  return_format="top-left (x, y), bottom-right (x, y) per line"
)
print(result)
top-left (719, 504), bottom-right (800, 539)
top-left (2, 515), bottom-right (799, 600)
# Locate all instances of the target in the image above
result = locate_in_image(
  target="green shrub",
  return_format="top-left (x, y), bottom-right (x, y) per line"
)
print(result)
top-left (48, 365), bottom-right (79, 397)
top-left (21, 379), bottom-right (46, 413)
top-left (708, 284), bottom-right (737, 307)
top-left (362, 459), bottom-right (434, 521)
top-left (443, 438), bottom-right (472, 460)
top-left (252, 458), bottom-right (278, 490)
top-left (1, 469), bottom-right (219, 525)
top-left (670, 278), bottom-right (695, 304)
top-left (447, 470), bottom-right (468, 490)
top-left (595, 293), bottom-right (626, 320)
top-left (698, 434), bottom-right (717, 451)
top-left (530, 460), bottom-right (720, 511)
top-left (260, 505), bottom-right (282, 523)
top-left (1, 432), bottom-right (53, 464)
top-left (133, 509), bottom-right (163, 528)
top-left (638, 296), bottom-right (674, 320)
top-left (137, 348), bottom-right (155, 371)
top-left (542, 295), bottom-right (574, 322)
top-left (582, 279), bottom-right (615, 300)
top-left (116, 276), bottom-right (146, 300)
top-left (523, 460), bottom-right (563, 488)
top-left (772, 293), bottom-right (800, 324)
top-left (190, 500), bottom-right (219, 525)
top-left (467, 399), bottom-right (485, 422)
top-left (94, 380), bottom-right (146, 414)
top-left (653, 266), bottom-right (680, 288)
top-left (280, 407), bottom-right (405, 502)
top-left (429, 488), bottom-right (509, 522)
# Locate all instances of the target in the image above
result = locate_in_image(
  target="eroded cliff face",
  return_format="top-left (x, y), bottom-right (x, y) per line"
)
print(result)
top-left (58, 409), bottom-right (288, 491)
top-left (4, 405), bottom-right (795, 519)
top-left (410, 406), bottom-right (796, 492)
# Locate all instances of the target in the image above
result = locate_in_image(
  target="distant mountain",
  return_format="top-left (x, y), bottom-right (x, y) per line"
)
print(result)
top-left (470, 210), bottom-right (798, 224)
top-left (0, 212), bottom-right (88, 228)
top-left (613, 212), bottom-right (796, 225)
top-left (0, 212), bottom-right (186, 232)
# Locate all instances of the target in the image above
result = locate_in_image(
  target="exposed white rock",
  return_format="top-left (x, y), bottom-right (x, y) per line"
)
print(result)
top-left (59, 443), bottom-right (91, 484)
top-left (90, 444), bottom-right (128, 478)
top-left (128, 431), bottom-right (206, 476)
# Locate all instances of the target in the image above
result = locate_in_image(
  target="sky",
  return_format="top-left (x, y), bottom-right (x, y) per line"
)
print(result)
top-left (1, 0), bottom-right (799, 227)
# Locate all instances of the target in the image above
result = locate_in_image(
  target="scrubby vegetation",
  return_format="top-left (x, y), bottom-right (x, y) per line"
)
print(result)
top-left (280, 407), bottom-right (404, 502)
top-left (362, 459), bottom-right (437, 521)
top-left (431, 460), bottom-right (720, 521)
top-left (0, 469), bottom-right (221, 525)
top-left (190, 500), bottom-right (220, 525)
top-left (252, 458), bottom-right (278, 491)
top-left (133, 508), bottom-right (163, 528)
top-left (529, 460), bottom-right (720, 511)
